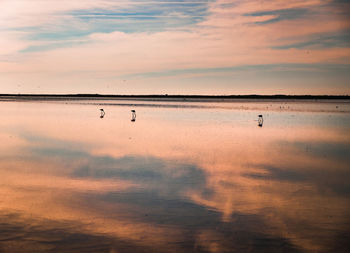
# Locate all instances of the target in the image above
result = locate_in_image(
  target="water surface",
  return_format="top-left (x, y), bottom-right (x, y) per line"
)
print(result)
top-left (0, 99), bottom-right (349, 252)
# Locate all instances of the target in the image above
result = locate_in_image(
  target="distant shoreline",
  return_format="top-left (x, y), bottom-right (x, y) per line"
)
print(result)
top-left (0, 94), bottom-right (349, 101)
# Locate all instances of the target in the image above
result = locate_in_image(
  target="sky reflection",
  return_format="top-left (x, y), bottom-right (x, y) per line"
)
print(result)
top-left (0, 100), bottom-right (349, 252)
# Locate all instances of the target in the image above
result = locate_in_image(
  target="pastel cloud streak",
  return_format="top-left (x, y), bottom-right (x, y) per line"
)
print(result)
top-left (0, 0), bottom-right (349, 94)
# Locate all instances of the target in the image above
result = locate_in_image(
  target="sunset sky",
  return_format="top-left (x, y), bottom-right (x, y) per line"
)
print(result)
top-left (0, 0), bottom-right (349, 95)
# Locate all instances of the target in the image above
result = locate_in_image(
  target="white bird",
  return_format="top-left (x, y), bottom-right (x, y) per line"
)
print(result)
top-left (131, 110), bottom-right (136, 121)
top-left (100, 109), bottom-right (105, 118)
top-left (258, 114), bottom-right (263, 127)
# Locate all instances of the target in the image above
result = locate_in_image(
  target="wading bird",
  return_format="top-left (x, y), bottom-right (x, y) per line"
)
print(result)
top-left (100, 109), bottom-right (105, 118)
top-left (131, 110), bottom-right (136, 122)
top-left (258, 114), bottom-right (263, 127)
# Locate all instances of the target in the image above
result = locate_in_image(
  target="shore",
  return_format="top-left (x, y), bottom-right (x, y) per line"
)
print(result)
top-left (0, 94), bottom-right (349, 103)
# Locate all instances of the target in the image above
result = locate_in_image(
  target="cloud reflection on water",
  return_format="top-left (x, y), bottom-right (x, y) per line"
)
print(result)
top-left (0, 101), bottom-right (349, 252)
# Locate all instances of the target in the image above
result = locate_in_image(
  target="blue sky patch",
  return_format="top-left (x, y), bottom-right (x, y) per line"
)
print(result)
top-left (245, 8), bottom-right (309, 24)
top-left (123, 63), bottom-right (350, 79)
top-left (21, 1), bottom-right (210, 44)
top-left (273, 30), bottom-right (350, 49)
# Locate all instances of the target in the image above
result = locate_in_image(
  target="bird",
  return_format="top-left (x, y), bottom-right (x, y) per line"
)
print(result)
top-left (258, 115), bottom-right (263, 127)
top-left (131, 110), bottom-right (136, 122)
top-left (100, 109), bottom-right (105, 118)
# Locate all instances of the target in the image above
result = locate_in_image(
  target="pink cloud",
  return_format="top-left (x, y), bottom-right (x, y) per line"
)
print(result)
top-left (0, 0), bottom-right (349, 94)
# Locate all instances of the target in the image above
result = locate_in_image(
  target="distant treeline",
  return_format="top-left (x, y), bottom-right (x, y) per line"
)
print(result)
top-left (0, 94), bottom-right (349, 99)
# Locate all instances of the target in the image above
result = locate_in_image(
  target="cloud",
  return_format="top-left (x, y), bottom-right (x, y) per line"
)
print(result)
top-left (0, 0), bottom-right (349, 94)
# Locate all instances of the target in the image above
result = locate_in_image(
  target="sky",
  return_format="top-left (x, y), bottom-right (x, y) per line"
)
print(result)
top-left (0, 0), bottom-right (349, 95)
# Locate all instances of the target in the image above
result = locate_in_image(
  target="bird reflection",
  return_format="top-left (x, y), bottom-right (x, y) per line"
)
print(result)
top-left (258, 114), bottom-right (263, 127)
top-left (100, 109), bottom-right (105, 118)
top-left (131, 110), bottom-right (136, 122)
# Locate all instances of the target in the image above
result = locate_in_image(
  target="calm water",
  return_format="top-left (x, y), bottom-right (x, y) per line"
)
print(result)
top-left (0, 99), bottom-right (349, 253)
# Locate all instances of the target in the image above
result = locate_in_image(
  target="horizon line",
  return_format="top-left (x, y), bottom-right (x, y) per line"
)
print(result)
top-left (0, 94), bottom-right (349, 99)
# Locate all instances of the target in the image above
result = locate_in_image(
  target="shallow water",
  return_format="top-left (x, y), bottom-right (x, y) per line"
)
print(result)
top-left (0, 99), bottom-right (349, 252)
